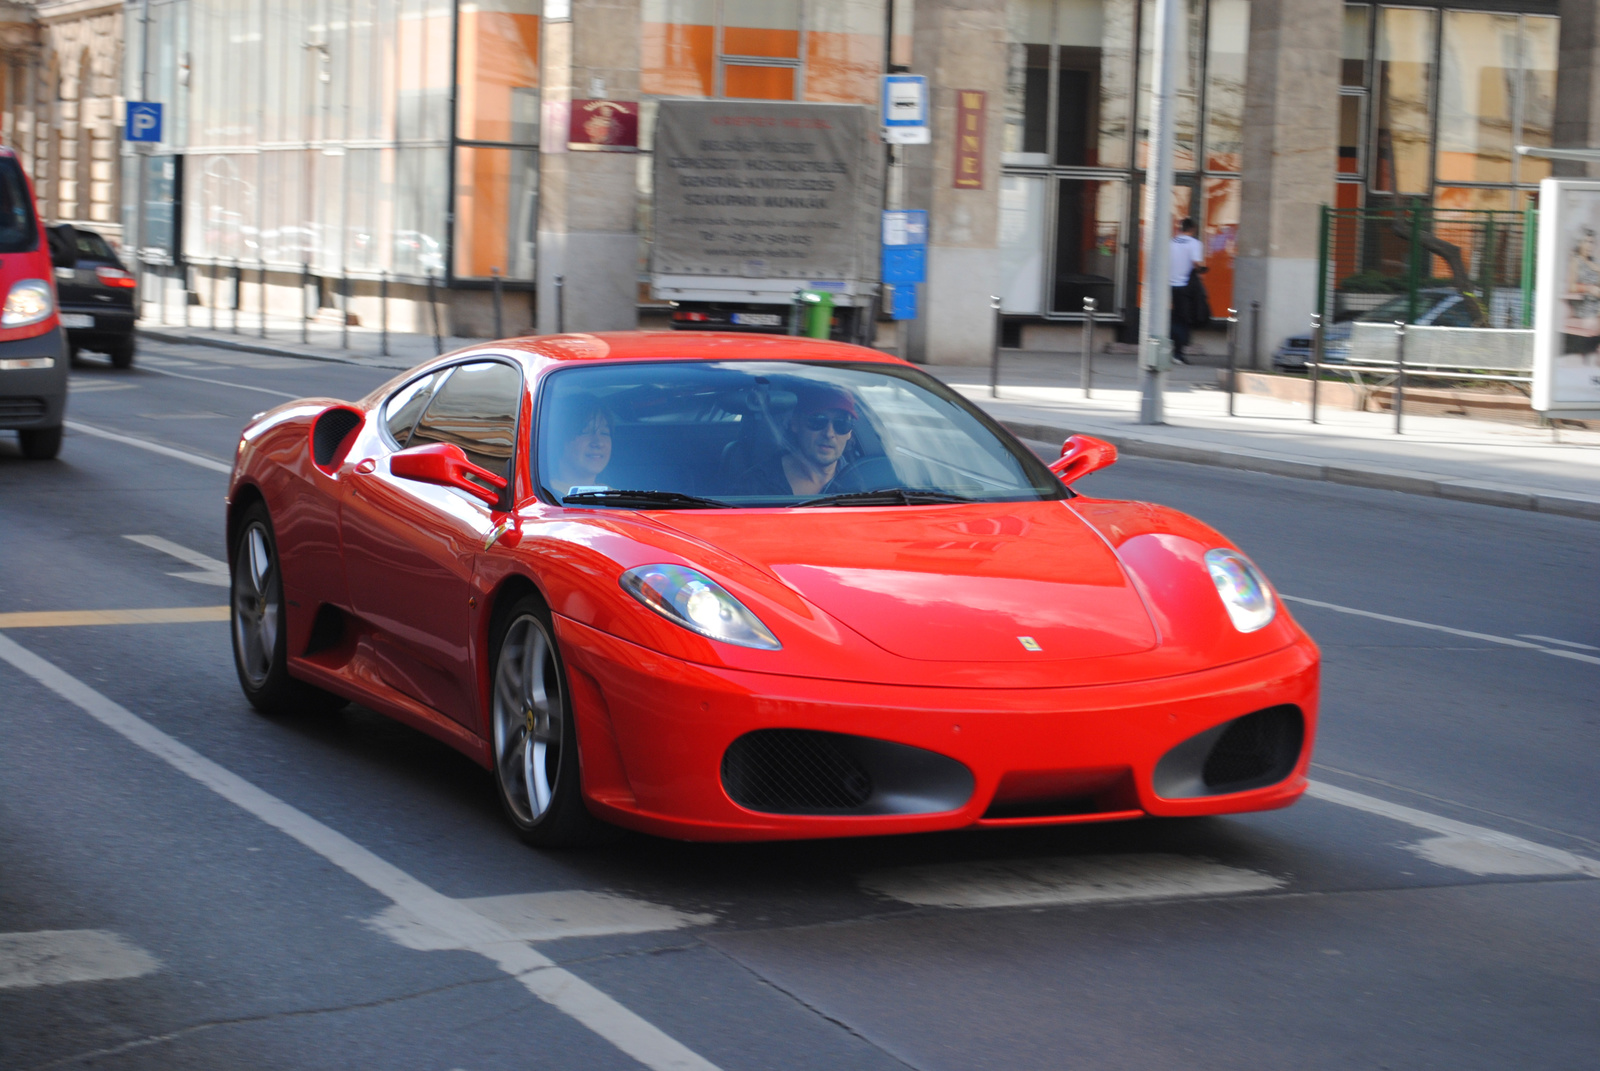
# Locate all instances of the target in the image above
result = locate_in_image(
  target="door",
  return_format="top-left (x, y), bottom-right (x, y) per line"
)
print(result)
top-left (341, 359), bottom-right (523, 729)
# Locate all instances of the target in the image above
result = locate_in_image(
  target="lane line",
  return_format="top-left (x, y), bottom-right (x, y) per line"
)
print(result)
top-left (0, 634), bottom-right (722, 1071)
top-left (1519, 633), bottom-right (1600, 651)
top-left (64, 420), bottom-right (232, 474)
top-left (0, 930), bottom-right (159, 990)
top-left (1282, 594), bottom-right (1600, 667)
top-left (1306, 781), bottom-right (1600, 878)
top-left (124, 534), bottom-right (230, 586)
top-left (137, 363), bottom-right (299, 399)
top-left (0, 607), bottom-right (228, 629)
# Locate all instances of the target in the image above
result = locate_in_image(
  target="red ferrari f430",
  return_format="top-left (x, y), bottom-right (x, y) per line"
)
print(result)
top-left (227, 333), bottom-right (1319, 845)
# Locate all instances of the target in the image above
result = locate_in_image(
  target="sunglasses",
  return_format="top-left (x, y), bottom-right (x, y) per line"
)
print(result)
top-left (802, 410), bottom-right (857, 434)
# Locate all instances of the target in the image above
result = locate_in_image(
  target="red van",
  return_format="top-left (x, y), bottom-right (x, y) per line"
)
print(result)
top-left (0, 147), bottom-right (66, 459)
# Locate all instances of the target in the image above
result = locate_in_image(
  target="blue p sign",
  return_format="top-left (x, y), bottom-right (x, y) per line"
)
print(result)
top-left (126, 102), bottom-right (163, 143)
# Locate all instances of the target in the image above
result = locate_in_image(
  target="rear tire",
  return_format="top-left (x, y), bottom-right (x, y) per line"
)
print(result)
top-left (230, 502), bottom-right (346, 717)
top-left (489, 595), bottom-right (617, 847)
top-left (18, 426), bottom-right (62, 460)
top-left (108, 337), bottom-right (135, 369)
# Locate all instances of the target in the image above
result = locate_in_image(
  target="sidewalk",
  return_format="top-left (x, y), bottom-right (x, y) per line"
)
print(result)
top-left (929, 350), bottom-right (1600, 521)
top-left (137, 323), bottom-right (1600, 522)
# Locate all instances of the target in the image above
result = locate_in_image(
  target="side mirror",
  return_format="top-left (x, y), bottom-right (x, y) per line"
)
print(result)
top-left (389, 442), bottom-right (507, 506)
top-left (1049, 434), bottom-right (1117, 484)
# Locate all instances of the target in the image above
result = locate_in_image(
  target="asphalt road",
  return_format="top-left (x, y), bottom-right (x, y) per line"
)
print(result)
top-left (1, 340), bottom-right (1596, 1071)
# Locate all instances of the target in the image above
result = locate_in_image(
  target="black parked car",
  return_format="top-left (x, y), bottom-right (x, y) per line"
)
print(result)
top-left (47, 224), bottom-right (136, 368)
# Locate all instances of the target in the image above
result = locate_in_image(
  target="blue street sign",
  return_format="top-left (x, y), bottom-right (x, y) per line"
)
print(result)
top-left (890, 283), bottom-right (918, 320)
top-left (881, 75), bottom-right (928, 128)
top-left (881, 209), bottom-right (928, 285)
top-left (126, 102), bottom-right (163, 143)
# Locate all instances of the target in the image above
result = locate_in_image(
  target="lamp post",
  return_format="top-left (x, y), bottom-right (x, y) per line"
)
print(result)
top-left (1138, 0), bottom-right (1181, 425)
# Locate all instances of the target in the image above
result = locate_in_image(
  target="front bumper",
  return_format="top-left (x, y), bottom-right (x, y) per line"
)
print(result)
top-left (555, 616), bottom-right (1320, 841)
top-left (0, 326), bottom-right (67, 430)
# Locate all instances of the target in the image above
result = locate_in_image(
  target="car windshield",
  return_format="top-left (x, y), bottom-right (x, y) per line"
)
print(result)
top-left (535, 360), bottom-right (1066, 508)
top-left (0, 159), bottom-right (39, 254)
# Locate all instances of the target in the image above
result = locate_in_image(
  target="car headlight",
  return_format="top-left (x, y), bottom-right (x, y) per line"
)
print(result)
top-left (2, 279), bottom-right (54, 327)
top-left (619, 564), bottom-right (781, 650)
top-left (1204, 549), bottom-right (1276, 633)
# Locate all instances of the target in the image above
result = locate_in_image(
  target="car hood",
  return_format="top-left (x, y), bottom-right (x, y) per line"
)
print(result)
top-left (654, 500), bottom-right (1159, 663)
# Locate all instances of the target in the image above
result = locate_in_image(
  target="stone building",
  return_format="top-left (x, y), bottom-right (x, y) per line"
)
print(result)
top-left (0, 0), bottom-right (124, 241)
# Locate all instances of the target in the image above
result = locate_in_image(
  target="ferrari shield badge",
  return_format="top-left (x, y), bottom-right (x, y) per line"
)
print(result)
top-left (1017, 636), bottom-right (1042, 652)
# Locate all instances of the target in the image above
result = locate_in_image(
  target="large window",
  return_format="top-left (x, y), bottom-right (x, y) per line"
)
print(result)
top-left (1001, 0), bottom-right (1244, 317)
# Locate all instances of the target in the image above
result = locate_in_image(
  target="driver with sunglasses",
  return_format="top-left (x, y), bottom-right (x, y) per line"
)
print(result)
top-left (736, 384), bottom-right (861, 498)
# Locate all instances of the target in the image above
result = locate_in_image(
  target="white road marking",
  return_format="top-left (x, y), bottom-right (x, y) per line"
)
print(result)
top-left (861, 854), bottom-right (1284, 909)
top-left (1282, 594), bottom-right (1600, 667)
top-left (124, 534), bottom-right (230, 587)
top-left (138, 364), bottom-right (299, 399)
top-left (374, 890), bottom-right (715, 950)
top-left (1518, 633), bottom-right (1600, 652)
top-left (64, 420), bottom-right (232, 473)
top-left (67, 378), bottom-right (138, 393)
top-left (0, 634), bottom-right (722, 1071)
top-left (0, 929), bottom-right (159, 990)
top-left (1306, 782), bottom-right (1600, 878)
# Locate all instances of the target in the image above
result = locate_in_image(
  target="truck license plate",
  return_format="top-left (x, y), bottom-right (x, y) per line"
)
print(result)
top-left (60, 314), bottom-right (93, 329)
top-left (732, 313), bottom-right (781, 327)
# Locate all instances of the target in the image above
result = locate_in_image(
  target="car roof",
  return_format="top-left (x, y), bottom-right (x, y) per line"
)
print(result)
top-left (488, 331), bottom-right (906, 367)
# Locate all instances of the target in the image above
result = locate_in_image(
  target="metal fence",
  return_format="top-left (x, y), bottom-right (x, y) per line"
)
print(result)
top-left (1318, 203), bottom-right (1537, 329)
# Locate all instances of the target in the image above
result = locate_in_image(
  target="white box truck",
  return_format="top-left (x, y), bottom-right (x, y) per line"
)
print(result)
top-left (651, 98), bottom-right (882, 341)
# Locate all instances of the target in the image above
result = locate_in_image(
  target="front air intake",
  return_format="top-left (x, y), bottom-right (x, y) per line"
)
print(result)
top-left (311, 406), bottom-right (363, 472)
top-left (721, 729), bottom-right (974, 816)
top-left (1152, 705), bottom-right (1305, 799)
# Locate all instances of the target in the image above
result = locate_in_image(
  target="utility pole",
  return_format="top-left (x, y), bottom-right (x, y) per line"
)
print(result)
top-left (1138, 0), bottom-right (1180, 425)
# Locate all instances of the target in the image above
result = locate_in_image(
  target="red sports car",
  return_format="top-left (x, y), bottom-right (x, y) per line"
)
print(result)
top-left (227, 332), bottom-right (1319, 845)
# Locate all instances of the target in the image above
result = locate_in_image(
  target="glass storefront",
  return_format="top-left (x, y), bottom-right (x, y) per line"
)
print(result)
top-left (1001, 0), bottom-right (1244, 319)
top-left (127, 0), bottom-right (537, 285)
top-left (1338, 4), bottom-right (1558, 215)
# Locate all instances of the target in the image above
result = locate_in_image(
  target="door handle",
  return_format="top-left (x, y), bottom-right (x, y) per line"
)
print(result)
top-left (353, 458), bottom-right (376, 474)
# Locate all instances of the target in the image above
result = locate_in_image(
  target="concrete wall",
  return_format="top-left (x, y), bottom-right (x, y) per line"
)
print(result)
top-left (1233, 0), bottom-right (1340, 366)
top-left (905, 0), bottom-right (1006, 365)
top-left (536, 0), bottom-right (642, 335)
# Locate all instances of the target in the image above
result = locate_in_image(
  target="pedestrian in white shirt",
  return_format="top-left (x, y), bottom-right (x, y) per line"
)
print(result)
top-left (1169, 217), bottom-right (1206, 364)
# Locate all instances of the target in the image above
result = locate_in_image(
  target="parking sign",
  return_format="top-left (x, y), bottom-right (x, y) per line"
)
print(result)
top-left (126, 102), bottom-right (163, 143)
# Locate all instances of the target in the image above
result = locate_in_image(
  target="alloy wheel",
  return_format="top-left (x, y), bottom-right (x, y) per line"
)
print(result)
top-left (492, 614), bottom-right (563, 825)
top-left (232, 522), bottom-right (279, 688)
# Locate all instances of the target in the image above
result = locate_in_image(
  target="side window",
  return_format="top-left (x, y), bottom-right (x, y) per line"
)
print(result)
top-left (382, 370), bottom-right (445, 447)
top-left (409, 360), bottom-right (523, 485)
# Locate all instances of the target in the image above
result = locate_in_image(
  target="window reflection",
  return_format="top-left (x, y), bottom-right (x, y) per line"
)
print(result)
top-left (1053, 178), bottom-right (1125, 313)
top-left (1203, 0), bottom-right (1248, 172)
top-left (1136, 0), bottom-right (1201, 171)
top-left (1436, 11), bottom-right (1518, 186)
top-left (1374, 6), bottom-right (1435, 195)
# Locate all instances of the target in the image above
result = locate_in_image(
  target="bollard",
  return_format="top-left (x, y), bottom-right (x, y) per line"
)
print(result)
top-left (1250, 299), bottom-right (1261, 370)
top-left (428, 272), bottom-right (443, 355)
top-left (258, 259), bottom-right (267, 338)
top-left (1226, 306), bottom-right (1238, 416)
top-left (1080, 296), bottom-right (1096, 399)
top-left (159, 268), bottom-right (169, 326)
top-left (1394, 320), bottom-right (1407, 434)
top-left (301, 261), bottom-right (310, 344)
top-left (988, 294), bottom-right (1003, 398)
top-left (183, 265), bottom-right (191, 327)
top-left (491, 266), bottom-right (503, 339)
top-left (1309, 311), bottom-right (1323, 425)
top-left (790, 288), bottom-right (804, 335)
top-left (555, 273), bottom-right (565, 333)
top-left (340, 271), bottom-right (350, 349)
top-left (231, 260), bottom-right (241, 334)
top-left (380, 271), bottom-right (389, 356)
top-left (210, 266), bottom-right (218, 331)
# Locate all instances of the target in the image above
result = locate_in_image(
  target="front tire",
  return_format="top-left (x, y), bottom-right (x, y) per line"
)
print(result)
top-left (489, 596), bottom-right (614, 847)
top-left (108, 337), bottom-right (135, 369)
top-left (231, 503), bottom-right (344, 716)
top-left (18, 426), bottom-right (62, 460)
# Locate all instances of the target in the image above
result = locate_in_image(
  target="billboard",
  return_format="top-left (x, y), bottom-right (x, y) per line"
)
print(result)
top-left (1534, 179), bottom-right (1600, 418)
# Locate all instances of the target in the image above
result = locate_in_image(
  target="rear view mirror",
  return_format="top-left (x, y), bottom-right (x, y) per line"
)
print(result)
top-left (1049, 434), bottom-right (1117, 484)
top-left (389, 442), bottom-right (507, 506)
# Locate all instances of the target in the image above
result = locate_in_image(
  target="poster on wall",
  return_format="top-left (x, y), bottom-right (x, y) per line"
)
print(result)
top-left (1534, 178), bottom-right (1600, 418)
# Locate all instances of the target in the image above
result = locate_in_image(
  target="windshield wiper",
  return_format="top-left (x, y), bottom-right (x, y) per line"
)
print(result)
top-left (796, 488), bottom-right (976, 508)
top-left (562, 489), bottom-right (731, 509)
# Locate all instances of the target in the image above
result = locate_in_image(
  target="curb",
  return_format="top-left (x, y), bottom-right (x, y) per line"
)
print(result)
top-left (138, 328), bottom-right (415, 371)
top-left (999, 418), bottom-right (1600, 524)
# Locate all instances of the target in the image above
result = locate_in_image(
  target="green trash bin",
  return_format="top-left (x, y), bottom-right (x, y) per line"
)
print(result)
top-left (798, 289), bottom-right (835, 339)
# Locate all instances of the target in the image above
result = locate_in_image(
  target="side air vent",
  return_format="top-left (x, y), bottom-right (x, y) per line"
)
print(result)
top-left (721, 729), bottom-right (974, 817)
top-left (1152, 705), bottom-right (1305, 799)
top-left (0, 397), bottom-right (47, 421)
top-left (311, 406), bottom-right (363, 471)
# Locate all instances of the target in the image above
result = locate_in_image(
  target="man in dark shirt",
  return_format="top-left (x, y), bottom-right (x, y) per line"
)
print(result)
top-left (735, 385), bottom-right (859, 497)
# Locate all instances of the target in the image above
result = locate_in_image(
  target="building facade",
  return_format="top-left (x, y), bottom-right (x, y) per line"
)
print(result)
top-left (6, 0), bottom-right (1597, 359)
